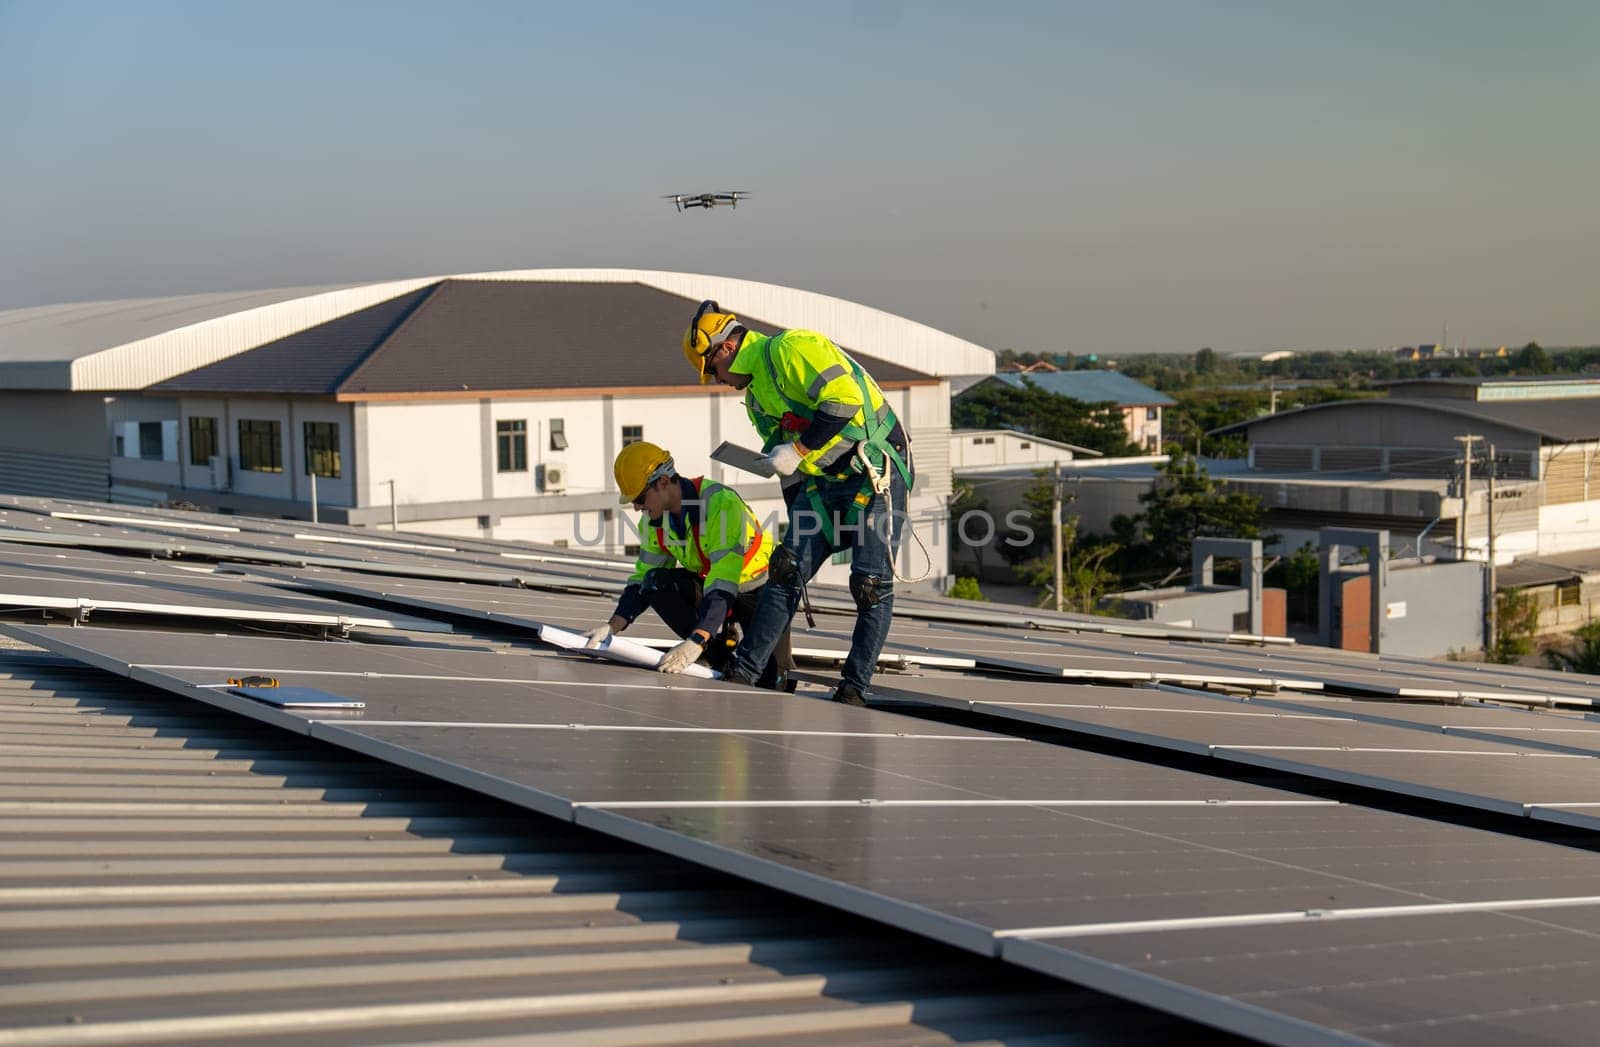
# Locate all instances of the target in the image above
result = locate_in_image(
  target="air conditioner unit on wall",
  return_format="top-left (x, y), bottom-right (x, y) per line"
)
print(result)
top-left (209, 455), bottom-right (231, 491)
top-left (539, 462), bottom-right (567, 493)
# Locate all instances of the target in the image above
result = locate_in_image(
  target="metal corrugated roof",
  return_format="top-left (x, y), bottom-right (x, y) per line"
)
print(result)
top-left (0, 643), bottom-right (1192, 1045)
top-left (1209, 396), bottom-right (1600, 442)
top-left (0, 285), bottom-right (362, 366)
top-left (985, 372), bottom-right (1177, 407)
top-left (148, 286), bottom-right (439, 396)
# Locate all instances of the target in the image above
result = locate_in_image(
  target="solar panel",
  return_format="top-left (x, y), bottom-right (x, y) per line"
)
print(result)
top-left (875, 673), bottom-right (1600, 826)
top-left (1007, 904), bottom-right (1600, 1046)
top-left (855, 622), bottom-right (1318, 689)
top-left (898, 619), bottom-right (1600, 707)
top-left (13, 622), bottom-right (1600, 1043)
top-left (14, 494), bottom-right (1600, 1044)
top-left (1238, 690), bottom-right (1600, 758)
top-left (0, 549), bottom-right (448, 633)
top-left (3, 495), bottom-right (635, 589)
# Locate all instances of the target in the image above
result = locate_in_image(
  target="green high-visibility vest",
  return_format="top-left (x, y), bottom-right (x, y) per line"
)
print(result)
top-left (730, 330), bottom-right (911, 488)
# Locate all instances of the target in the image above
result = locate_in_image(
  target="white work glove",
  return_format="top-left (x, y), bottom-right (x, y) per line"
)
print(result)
top-left (582, 623), bottom-right (613, 649)
top-left (764, 442), bottom-right (806, 477)
top-left (657, 637), bottom-right (705, 674)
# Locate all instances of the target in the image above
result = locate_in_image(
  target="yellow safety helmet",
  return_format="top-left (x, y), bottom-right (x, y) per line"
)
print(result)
top-left (614, 441), bottom-right (675, 504)
top-left (681, 299), bottom-right (742, 384)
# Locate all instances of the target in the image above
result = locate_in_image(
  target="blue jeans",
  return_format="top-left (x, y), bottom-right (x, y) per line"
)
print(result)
top-left (732, 464), bottom-right (908, 696)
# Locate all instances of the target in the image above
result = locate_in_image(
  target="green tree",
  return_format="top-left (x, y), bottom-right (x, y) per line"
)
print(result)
top-left (1194, 347), bottom-right (1218, 375)
top-left (1130, 452), bottom-right (1269, 570)
top-left (1013, 517), bottom-right (1123, 613)
top-left (1266, 541), bottom-right (1320, 626)
top-left (953, 379), bottom-right (1140, 456)
top-left (1515, 342), bottom-right (1554, 375)
top-left (1492, 589), bottom-right (1540, 663)
top-left (946, 479), bottom-right (992, 576)
top-left (948, 576), bottom-right (987, 601)
top-left (1546, 620), bottom-right (1600, 675)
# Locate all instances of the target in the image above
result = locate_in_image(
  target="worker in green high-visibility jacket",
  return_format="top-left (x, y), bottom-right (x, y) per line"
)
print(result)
top-left (680, 300), bottom-right (914, 706)
top-left (582, 440), bottom-right (793, 688)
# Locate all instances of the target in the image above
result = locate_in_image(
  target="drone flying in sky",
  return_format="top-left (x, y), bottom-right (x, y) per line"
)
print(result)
top-left (662, 191), bottom-right (750, 212)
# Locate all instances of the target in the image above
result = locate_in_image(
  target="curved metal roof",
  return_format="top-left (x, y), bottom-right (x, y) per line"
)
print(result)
top-left (1209, 396), bottom-right (1600, 443)
top-left (149, 280), bottom-right (934, 398)
top-left (0, 269), bottom-right (996, 391)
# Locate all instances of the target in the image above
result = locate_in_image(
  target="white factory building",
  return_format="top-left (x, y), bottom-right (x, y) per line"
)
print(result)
top-left (0, 269), bottom-right (996, 589)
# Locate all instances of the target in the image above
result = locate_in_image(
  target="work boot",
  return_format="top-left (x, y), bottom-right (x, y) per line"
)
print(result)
top-left (724, 664), bottom-right (759, 687)
top-left (832, 683), bottom-right (867, 707)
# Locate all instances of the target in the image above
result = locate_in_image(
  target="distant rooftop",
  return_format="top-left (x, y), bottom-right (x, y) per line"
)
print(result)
top-left (1211, 396), bottom-right (1600, 443)
top-left (1380, 375), bottom-right (1600, 402)
top-left (978, 370), bottom-right (1177, 407)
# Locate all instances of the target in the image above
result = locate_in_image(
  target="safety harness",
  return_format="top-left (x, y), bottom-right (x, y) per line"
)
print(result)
top-left (756, 336), bottom-right (914, 549)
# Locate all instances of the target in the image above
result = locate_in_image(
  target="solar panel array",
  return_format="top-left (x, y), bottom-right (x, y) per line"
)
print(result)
top-left (5, 494), bottom-right (1600, 1045)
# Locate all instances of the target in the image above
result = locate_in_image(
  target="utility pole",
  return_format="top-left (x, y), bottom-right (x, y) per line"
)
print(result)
top-left (1486, 443), bottom-right (1499, 655)
top-left (383, 479), bottom-right (398, 531)
top-left (1453, 434), bottom-right (1481, 561)
top-left (1051, 462), bottom-right (1063, 613)
top-left (308, 470), bottom-right (319, 524)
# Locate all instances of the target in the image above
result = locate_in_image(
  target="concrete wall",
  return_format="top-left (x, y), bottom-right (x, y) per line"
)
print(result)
top-left (950, 431), bottom-right (1080, 469)
top-left (1069, 473), bottom-right (1155, 535)
top-left (1385, 561), bottom-right (1487, 657)
top-left (105, 395), bottom-right (181, 499)
top-left (1539, 501), bottom-right (1600, 555)
top-left (1111, 586), bottom-right (1248, 632)
top-left (1373, 561), bottom-right (1486, 658)
top-left (0, 391), bottom-right (109, 458)
top-left (1124, 405), bottom-right (1163, 452)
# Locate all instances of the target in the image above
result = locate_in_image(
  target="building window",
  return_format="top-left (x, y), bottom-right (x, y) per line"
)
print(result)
top-left (621, 425), bottom-right (643, 447)
top-left (497, 419), bottom-right (528, 472)
top-left (238, 419), bottom-right (283, 473)
top-left (188, 417), bottom-right (218, 466)
top-left (1019, 441), bottom-right (1032, 450)
top-left (138, 422), bottom-right (163, 460)
top-left (549, 418), bottom-right (568, 451)
top-left (972, 437), bottom-right (984, 445)
top-left (303, 421), bottom-right (341, 478)
top-left (1146, 407), bottom-right (1159, 421)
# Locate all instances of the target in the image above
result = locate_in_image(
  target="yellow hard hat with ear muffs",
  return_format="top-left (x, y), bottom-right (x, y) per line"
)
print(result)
top-left (681, 299), bottom-right (743, 384)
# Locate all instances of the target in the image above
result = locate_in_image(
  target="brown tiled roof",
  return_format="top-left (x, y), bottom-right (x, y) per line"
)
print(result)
top-left (150, 285), bottom-right (437, 395)
top-left (152, 280), bottom-right (931, 397)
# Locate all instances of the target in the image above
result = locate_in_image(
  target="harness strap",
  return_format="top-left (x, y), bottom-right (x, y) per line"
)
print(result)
top-left (760, 333), bottom-right (912, 492)
top-left (655, 477), bottom-right (714, 581)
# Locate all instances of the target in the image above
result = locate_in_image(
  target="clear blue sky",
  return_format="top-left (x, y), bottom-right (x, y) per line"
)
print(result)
top-left (2, 1), bottom-right (1596, 354)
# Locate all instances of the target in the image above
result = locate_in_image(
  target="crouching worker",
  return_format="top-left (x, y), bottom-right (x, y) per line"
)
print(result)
top-left (583, 441), bottom-right (794, 688)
